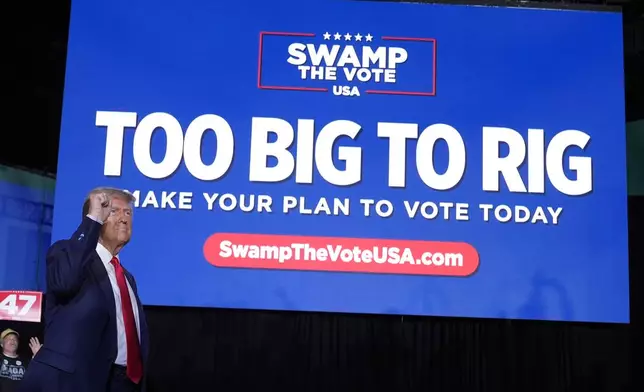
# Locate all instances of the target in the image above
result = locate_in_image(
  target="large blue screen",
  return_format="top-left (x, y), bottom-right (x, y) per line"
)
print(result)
top-left (54, 0), bottom-right (628, 322)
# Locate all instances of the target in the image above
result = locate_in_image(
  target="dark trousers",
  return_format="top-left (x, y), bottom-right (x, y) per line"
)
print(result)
top-left (107, 366), bottom-right (139, 392)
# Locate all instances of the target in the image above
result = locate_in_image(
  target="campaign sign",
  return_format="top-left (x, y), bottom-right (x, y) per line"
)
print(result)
top-left (0, 291), bottom-right (43, 323)
top-left (54, 0), bottom-right (629, 322)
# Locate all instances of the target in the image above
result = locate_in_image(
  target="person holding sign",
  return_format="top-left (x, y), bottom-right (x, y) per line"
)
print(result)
top-left (20, 188), bottom-right (149, 392)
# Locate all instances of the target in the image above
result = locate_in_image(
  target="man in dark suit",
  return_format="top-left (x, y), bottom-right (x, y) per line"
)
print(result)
top-left (20, 187), bottom-right (149, 392)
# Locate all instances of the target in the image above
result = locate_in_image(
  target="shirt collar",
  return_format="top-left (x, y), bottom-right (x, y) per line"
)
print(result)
top-left (96, 242), bottom-right (119, 266)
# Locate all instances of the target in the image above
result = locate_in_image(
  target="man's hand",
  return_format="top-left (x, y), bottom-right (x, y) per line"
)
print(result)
top-left (29, 337), bottom-right (42, 357)
top-left (88, 192), bottom-right (112, 223)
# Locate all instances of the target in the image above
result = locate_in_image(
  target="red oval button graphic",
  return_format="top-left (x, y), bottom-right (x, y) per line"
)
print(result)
top-left (203, 233), bottom-right (479, 277)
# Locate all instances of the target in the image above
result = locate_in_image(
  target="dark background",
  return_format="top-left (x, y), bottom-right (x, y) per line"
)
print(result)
top-left (2, 0), bottom-right (643, 390)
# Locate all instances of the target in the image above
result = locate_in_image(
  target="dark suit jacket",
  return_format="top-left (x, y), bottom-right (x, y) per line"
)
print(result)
top-left (20, 217), bottom-right (149, 392)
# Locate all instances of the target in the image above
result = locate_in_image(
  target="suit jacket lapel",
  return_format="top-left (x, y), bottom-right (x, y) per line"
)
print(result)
top-left (89, 254), bottom-right (148, 373)
top-left (124, 269), bottom-right (150, 363)
top-left (89, 253), bottom-right (117, 326)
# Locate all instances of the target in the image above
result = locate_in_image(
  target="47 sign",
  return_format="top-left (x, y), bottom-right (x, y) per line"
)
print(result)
top-left (0, 291), bottom-right (43, 323)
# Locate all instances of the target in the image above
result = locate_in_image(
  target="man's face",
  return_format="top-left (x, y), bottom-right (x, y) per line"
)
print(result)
top-left (2, 334), bottom-right (18, 353)
top-left (101, 196), bottom-right (133, 246)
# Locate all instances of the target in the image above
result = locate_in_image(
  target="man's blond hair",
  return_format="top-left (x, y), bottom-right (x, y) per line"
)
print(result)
top-left (81, 187), bottom-right (137, 220)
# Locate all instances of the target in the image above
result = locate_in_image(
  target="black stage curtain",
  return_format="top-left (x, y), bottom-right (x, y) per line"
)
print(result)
top-left (3, 196), bottom-right (640, 391)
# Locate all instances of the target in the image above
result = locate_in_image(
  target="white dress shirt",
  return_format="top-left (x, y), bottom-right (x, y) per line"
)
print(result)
top-left (95, 242), bottom-right (141, 366)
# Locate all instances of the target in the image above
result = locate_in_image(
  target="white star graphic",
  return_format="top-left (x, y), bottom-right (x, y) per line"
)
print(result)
top-left (344, 33), bottom-right (352, 41)
top-left (323, 32), bottom-right (331, 40)
top-left (365, 34), bottom-right (373, 42)
top-left (333, 32), bottom-right (341, 40)
top-left (354, 33), bottom-right (363, 41)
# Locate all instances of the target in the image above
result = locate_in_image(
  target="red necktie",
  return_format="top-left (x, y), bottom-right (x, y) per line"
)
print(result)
top-left (110, 257), bottom-right (143, 384)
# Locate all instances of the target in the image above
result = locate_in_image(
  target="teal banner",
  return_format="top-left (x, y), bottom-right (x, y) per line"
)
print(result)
top-left (0, 165), bottom-right (54, 291)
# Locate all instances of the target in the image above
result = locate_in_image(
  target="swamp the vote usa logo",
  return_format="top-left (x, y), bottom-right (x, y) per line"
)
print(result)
top-left (257, 30), bottom-right (437, 97)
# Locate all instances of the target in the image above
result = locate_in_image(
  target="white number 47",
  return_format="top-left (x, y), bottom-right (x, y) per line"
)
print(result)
top-left (0, 294), bottom-right (37, 316)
